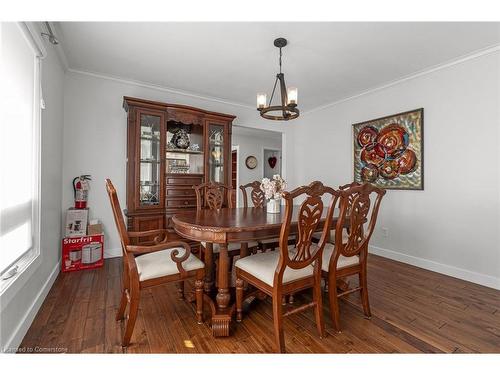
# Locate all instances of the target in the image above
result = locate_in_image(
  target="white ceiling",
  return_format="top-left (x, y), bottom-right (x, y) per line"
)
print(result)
top-left (56, 22), bottom-right (500, 112)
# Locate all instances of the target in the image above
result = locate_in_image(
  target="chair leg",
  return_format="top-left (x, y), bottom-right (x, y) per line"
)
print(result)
top-left (195, 278), bottom-right (204, 324)
top-left (240, 242), bottom-right (249, 258)
top-left (359, 268), bottom-right (371, 319)
top-left (272, 293), bottom-right (286, 353)
top-left (313, 274), bottom-right (326, 338)
top-left (177, 281), bottom-right (185, 300)
top-left (328, 274), bottom-right (341, 332)
top-left (122, 280), bottom-right (140, 347)
top-left (236, 278), bottom-right (244, 322)
top-left (116, 271), bottom-right (129, 321)
top-left (116, 288), bottom-right (128, 321)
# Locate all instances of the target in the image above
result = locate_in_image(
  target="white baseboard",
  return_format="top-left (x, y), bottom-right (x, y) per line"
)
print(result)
top-left (2, 261), bottom-right (60, 352)
top-left (369, 245), bottom-right (500, 290)
top-left (104, 247), bottom-right (122, 259)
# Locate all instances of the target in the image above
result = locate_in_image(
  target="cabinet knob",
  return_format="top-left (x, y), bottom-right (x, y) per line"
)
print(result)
top-left (184, 201), bottom-right (189, 205)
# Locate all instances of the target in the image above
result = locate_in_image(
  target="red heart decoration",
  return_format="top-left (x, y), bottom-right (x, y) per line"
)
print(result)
top-left (268, 156), bottom-right (277, 169)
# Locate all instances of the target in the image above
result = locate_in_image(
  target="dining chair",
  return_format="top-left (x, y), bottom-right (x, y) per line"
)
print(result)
top-left (312, 181), bottom-right (362, 244)
top-left (105, 179), bottom-right (205, 347)
top-left (240, 180), bottom-right (295, 253)
top-left (235, 181), bottom-right (338, 353)
top-left (321, 182), bottom-right (385, 332)
top-left (194, 182), bottom-right (258, 291)
top-left (239, 180), bottom-right (266, 209)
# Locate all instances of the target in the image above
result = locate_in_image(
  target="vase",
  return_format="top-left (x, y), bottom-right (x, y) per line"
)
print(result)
top-left (266, 198), bottom-right (281, 214)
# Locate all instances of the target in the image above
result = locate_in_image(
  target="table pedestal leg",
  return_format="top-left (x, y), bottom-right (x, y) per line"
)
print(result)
top-left (204, 242), bottom-right (215, 293)
top-left (212, 242), bottom-right (231, 337)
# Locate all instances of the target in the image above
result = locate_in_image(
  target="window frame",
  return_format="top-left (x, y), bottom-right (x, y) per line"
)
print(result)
top-left (0, 22), bottom-right (46, 301)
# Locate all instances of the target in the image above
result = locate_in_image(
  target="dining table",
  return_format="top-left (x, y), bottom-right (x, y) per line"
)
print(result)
top-left (172, 206), bottom-right (341, 337)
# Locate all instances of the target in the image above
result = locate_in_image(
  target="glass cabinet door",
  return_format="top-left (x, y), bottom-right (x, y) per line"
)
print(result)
top-left (208, 124), bottom-right (225, 183)
top-left (139, 113), bottom-right (161, 206)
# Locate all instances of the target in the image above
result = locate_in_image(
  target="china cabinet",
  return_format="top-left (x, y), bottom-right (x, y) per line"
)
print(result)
top-left (123, 97), bottom-right (235, 244)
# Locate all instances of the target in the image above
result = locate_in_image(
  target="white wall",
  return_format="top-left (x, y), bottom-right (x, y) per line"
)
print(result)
top-left (1, 25), bottom-right (65, 350)
top-left (293, 51), bottom-right (500, 289)
top-left (62, 72), bottom-right (296, 257)
top-left (263, 149), bottom-right (282, 180)
top-left (232, 126), bottom-right (282, 206)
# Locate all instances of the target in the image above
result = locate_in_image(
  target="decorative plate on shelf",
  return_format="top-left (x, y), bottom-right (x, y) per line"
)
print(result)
top-left (245, 155), bottom-right (258, 169)
top-left (171, 129), bottom-right (190, 149)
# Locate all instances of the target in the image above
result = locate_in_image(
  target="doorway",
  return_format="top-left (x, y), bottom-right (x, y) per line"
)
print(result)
top-left (231, 126), bottom-right (282, 207)
top-left (263, 148), bottom-right (281, 179)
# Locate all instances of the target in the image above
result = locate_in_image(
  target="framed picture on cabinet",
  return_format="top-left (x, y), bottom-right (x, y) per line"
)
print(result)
top-left (352, 108), bottom-right (424, 190)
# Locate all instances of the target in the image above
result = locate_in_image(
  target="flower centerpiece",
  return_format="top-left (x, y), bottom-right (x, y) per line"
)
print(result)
top-left (261, 175), bottom-right (287, 213)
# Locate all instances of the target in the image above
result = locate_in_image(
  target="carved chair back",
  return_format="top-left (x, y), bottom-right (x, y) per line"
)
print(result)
top-left (334, 183), bottom-right (385, 259)
top-left (240, 180), bottom-right (266, 208)
top-left (339, 181), bottom-right (362, 216)
top-left (105, 179), bottom-right (130, 252)
top-left (194, 182), bottom-right (234, 211)
top-left (275, 181), bottom-right (339, 282)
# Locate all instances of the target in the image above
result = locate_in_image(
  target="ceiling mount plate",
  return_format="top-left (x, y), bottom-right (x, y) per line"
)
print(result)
top-left (274, 38), bottom-right (287, 48)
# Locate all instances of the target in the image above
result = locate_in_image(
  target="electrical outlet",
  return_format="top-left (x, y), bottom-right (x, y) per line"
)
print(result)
top-left (381, 227), bottom-right (389, 237)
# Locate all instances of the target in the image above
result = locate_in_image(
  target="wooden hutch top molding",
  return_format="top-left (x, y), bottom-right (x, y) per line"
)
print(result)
top-left (123, 96), bottom-right (237, 121)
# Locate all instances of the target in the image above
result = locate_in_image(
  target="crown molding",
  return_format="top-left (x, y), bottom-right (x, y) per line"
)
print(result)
top-left (63, 42), bottom-right (499, 115)
top-left (302, 44), bottom-right (500, 115)
top-left (66, 68), bottom-right (256, 110)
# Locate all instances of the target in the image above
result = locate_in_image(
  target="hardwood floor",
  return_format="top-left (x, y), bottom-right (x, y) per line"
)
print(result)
top-left (20, 254), bottom-right (500, 353)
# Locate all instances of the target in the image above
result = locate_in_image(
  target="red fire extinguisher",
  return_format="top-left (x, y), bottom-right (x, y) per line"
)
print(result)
top-left (73, 175), bottom-right (92, 209)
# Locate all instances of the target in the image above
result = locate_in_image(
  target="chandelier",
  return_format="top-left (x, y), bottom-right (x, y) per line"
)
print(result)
top-left (256, 38), bottom-right (299, 121)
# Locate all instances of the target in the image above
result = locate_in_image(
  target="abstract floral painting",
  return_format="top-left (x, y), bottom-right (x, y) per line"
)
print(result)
top-left (353, 108), bottom-right (423, 190)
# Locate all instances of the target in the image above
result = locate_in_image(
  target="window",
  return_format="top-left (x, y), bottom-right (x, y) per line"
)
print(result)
top-left (0, 22), bottom-right (43, 288)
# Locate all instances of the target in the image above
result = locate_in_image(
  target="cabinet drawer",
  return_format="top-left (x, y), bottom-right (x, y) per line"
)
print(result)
top-left (166, 175), bottom-right (203, 186)
top-left (166, 187), bottom-right (196, 197)
top-left (131, 215), bottom-right (164, 245)
top-left (166, 197), bottom-right (197, 208)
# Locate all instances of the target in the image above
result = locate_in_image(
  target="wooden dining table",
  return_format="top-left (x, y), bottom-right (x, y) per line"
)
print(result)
top-left (172, 206), bottom-right (340, 337)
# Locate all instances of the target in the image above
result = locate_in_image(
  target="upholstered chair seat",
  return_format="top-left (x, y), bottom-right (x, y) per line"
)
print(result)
top-left (135, 248), bottom-right (205, 282)
top-left (321, 243), bottom-right (359, 272)
top-left (201, 241), bottom-right (259, 253)
top-left (312, 229), bottom-right (350, 243)
top-left (235, 247), bottom-right (313, 286)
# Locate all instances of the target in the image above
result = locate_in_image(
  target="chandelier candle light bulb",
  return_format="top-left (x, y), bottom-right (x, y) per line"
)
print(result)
top-left (257, 93), bottom-right (267, 109)
top-left (287, 87), bottom-right (298, 105)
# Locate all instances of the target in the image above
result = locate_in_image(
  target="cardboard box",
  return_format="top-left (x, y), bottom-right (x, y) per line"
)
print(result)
top-left (88, 223), bottom-right (103, 235)
top-left (65, 208), bottom-right (89, 237)
top-left (62, 234), bottom-right (104, 272)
